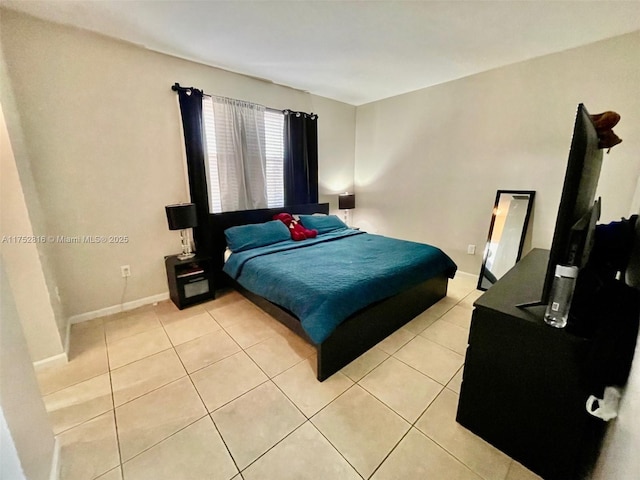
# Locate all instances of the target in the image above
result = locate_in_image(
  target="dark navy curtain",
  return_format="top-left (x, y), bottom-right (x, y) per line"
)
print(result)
top-left (283, 110), bottom-right (318, 206)
top-left (172, 83), bottom-right (210, 253)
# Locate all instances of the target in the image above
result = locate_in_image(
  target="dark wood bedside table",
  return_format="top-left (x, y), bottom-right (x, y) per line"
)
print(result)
top-left (165, 254), bottom-right (215, 309)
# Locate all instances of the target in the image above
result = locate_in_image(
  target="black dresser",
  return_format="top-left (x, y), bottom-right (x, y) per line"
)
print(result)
top-left (456, 249), bottom-right (607, 480)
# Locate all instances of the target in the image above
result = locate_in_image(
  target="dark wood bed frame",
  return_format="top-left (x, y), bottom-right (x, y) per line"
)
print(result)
top-left (206, 203), bottom-right (449, 381)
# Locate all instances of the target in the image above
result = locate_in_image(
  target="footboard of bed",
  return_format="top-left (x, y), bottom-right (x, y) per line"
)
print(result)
top-left (233, 280), bottom-right (314, 344)
top-left (230, 274), bottom-right (448, 381)
top-left (316, 275), bottom-right (448, 381)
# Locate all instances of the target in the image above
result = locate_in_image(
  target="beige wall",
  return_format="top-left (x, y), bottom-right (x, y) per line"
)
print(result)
top-left (354, 31), bottom-right (640, 479)
top-left (354, 31), bottom-right (640, 274)
top-left (0, 98), bottom-right (65, 361)
top-left (311, 94), bottom-right (357, 209)
top-left (0, 262), bottom-right (57, 480)
top-left (1, 31), bottom-right (67, 360)
top-left (0, 9), bottom-right (356, 318)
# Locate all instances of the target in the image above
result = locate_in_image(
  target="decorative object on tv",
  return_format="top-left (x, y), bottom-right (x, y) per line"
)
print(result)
top-left (589, 110), bottom-right (622, 153)
top-left (165, 203), bottom-right (198, 260)
top-left (338, 192), bottom-right (355, 224)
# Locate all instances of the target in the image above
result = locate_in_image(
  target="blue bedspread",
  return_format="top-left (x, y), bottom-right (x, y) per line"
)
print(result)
top-left (223, 229), bottom-right (457, 344)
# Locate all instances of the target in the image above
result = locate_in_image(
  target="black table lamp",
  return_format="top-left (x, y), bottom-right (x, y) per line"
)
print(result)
top-left (165, 203), bottom-right (198, 260)
top-left (339, 192), bottom-right (355, 225)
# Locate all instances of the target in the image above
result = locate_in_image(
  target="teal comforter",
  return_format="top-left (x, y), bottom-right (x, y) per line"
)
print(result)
top-left (223, 229), bottom-right (457, 344)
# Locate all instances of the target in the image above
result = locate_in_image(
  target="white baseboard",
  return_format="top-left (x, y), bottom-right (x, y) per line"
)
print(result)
top-left (49, 436), bottom-right (61, 480)
top-left (68, 291), bottom-right (170, 325)
top-left (456, 270), bottom-right (478, 279)
top-left (33, 319), bottom-right (70, 371)
top-left (33, 291), bottom-right (169, 370)
top-left (33, 352), bottom-right (68, 371)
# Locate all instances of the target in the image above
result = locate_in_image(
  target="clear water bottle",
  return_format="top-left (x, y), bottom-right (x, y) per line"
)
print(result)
top-left (544, 265), bottom-right (579, 328)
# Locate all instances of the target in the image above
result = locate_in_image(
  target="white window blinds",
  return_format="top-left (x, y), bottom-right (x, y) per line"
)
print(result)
top-left (202, 97), bottom-right (222, 213)
top-left (202, 96), bottom-right (284, 213)
top-left (265, 110), bottom-right (285, 209)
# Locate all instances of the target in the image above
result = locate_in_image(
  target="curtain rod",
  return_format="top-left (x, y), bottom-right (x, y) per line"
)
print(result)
top-left (171, 83), bottom-right (203, 96)
top-left (284, 110), bottom-right (317, 120)
top-left (172, 83), bottom-right (316, 118)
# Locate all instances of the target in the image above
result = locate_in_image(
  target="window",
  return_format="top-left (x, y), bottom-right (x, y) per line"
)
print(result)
top-left (264, 110), bottom-right (285, 208)
top-left (202, 96), bottom-right (284, 213)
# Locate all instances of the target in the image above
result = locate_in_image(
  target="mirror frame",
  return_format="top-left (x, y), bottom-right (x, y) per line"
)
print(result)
top-left (477, 190), bottom-right (535, 291)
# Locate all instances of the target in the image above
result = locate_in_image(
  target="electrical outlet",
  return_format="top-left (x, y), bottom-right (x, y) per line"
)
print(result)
top-left (120, 265), bottom-right (131, 277)
top-left (467, 244), bottom-right (476, 255)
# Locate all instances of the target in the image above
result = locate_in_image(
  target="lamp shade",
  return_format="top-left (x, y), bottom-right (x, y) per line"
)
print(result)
top-left (339, 193), bottom-right (355, 210)
top-left (165, 203), bottom-right (198, 230)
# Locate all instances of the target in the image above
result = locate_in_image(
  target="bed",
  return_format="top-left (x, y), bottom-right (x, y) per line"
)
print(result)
top-left (208, 203), bottom-right (457, 380)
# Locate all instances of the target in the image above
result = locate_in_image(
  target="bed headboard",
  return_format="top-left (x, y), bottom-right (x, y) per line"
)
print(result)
top-left (205, 202), bottom-right (330, 273)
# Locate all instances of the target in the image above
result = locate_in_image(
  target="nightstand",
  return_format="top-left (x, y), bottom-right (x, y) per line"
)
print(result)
top-left (165, 254), bottom-right (215, 309)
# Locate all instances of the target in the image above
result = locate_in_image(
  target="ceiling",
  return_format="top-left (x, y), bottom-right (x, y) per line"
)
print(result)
top-left (2, 1), bottom-right (640, 105)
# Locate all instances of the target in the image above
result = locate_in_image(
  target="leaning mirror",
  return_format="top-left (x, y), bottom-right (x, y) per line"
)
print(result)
top-left (478, 190), bottom-right (535, 291)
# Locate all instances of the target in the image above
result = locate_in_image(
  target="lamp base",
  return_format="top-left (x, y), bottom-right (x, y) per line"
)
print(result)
top-left (178, 229), bottom-right (195, 261)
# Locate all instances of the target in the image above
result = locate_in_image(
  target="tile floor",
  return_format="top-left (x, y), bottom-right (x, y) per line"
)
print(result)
top-left (36, 274), bottom-right (542, 480)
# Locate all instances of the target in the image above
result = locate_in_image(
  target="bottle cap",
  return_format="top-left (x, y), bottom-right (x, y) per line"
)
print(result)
top-left (555, 265), bottom-right (579, 278)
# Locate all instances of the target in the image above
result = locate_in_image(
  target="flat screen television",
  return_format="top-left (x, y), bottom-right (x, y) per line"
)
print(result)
top-left (520, 103), bottom-right (603, 307)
